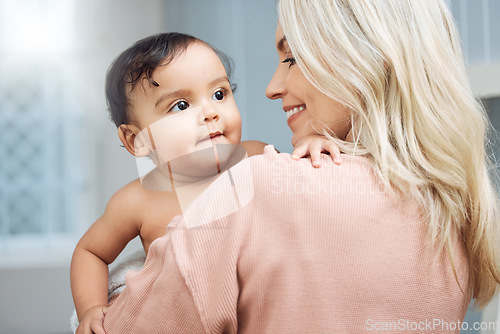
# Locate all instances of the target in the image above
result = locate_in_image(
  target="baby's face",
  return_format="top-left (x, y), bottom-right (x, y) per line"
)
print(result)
top-left (129, 42), bottom-right (242, 176)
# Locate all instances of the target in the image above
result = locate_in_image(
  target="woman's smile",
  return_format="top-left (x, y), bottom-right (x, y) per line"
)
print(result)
top-left (285, 105), bottom-right (305, 124)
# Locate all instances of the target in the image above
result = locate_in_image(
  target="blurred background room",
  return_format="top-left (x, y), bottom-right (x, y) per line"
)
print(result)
top-left (0, 0), bottom-right (498, 333)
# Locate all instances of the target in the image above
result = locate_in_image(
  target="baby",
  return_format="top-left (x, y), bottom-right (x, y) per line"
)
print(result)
top-left (70, 32), bottom-right (339, 334)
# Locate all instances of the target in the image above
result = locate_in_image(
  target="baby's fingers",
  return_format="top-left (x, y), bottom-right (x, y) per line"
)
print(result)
top-left (324, 141), bottom-right (342, 165)
top-left (90, 319), bottom-right (107, 334)
top-left (75, 323), bottom-right (94, 334)
top-left (309, 143), bottom-right (323, 168)
top-left (291, 144), bottom-right (309, 160)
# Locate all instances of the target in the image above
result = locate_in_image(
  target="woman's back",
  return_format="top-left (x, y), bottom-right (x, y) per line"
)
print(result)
top-left (104, 147), bottom-right (469, 333)
top-left (236, 148), bottom-right (469, 333)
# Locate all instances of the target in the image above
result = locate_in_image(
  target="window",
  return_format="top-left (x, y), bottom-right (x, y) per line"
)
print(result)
top-left (449, 0), bottom-right (500, 98)
top-left (448, 0), bottom-right (500, 64)
top-left (0, 0), bottom-right (87, 257)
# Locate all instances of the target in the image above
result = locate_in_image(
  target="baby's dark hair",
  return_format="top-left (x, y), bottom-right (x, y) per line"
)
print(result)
top-left (105, 32), bottom-right (236, 127)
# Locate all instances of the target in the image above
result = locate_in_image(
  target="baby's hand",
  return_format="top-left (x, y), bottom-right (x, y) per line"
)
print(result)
top-left (291, 135), bottom-right (341, 168)
top-left (76, 306), bottom-right (108, 334)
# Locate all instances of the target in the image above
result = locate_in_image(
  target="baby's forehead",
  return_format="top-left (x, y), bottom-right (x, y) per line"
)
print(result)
top-left (126, 43), bottom-right (228, 95)
top-left (158, 42), bottom-right (226, 74)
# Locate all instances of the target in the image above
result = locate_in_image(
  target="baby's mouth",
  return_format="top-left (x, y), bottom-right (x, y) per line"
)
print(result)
top-left (209, 132), bottom-right (223, 140)
top-left (198, 131), bottom-right (223, 143)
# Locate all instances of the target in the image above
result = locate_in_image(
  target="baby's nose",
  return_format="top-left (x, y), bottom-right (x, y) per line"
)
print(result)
top-left (202, 106), bottom-right (220, 122)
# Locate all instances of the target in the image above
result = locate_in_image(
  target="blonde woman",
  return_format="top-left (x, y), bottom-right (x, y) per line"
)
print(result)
top-left (270, 0), bottom-right (500, 309)
top-left (102, 0), bottom-right (499, 332)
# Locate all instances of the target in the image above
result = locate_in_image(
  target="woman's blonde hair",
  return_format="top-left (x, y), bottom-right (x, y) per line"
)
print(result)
top-left (278, 0), bottom-right (499, 308)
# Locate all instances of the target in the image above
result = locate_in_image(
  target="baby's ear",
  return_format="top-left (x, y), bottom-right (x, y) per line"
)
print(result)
top-left (118, 124), bottom-right (151, 157)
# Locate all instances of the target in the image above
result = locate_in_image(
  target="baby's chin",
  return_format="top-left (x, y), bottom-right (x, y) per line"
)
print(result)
top-left (168, 143), bottom-right (243, 179)
top-left (139, 143), bottom-right (246, 191)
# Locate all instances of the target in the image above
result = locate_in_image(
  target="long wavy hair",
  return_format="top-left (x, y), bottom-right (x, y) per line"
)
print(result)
top-left (278, 0), bottom-right (499, 308)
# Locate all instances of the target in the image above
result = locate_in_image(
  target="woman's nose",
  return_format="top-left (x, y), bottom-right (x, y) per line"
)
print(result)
top-left (265, 66), bottom-right (287, 100)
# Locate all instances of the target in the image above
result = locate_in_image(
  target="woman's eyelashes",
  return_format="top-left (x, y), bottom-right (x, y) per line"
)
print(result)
top-left (282, 57), bottom-right (296, 68)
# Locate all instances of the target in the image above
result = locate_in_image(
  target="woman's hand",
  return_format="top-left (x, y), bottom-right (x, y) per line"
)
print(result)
top-left (75, 306), bottom-right (108, 334)
top-left (291, 135), bottom-right (341, 168)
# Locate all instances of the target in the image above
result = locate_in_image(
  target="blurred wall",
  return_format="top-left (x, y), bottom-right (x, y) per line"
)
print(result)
top-left (0, 1), bottom-right (168, 333)
top-left (1, 0), bottom-right (499, 333)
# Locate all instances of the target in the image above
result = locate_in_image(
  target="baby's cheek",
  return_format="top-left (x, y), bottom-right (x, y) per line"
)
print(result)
top-left (230, 129), bottom-right (243, 146)
top-left (154, 138), bottom-right (192, 164)
top-left (224, 118), bottom-right (242, 142)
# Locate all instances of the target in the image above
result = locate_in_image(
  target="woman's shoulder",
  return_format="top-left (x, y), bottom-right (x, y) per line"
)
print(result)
top-left (249, 145), bottom-right (375, 180)
top-left (242, 146), bottom-right (393, 206)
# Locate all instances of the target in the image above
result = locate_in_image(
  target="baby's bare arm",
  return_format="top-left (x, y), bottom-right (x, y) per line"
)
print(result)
top-left (240, 140), bottom-right (270, 156)
top-left (70, 181), bottom-right (143, 331)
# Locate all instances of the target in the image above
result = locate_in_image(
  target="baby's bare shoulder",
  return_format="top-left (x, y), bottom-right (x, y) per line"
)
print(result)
top-left (111, 178), bottom-right (146, 204)
top-left (103, 179), bottom-right (157, 219)
top-left (240, 140), bottom-right (270, 157)
top-left (111, 178), bottom-right (178, 216)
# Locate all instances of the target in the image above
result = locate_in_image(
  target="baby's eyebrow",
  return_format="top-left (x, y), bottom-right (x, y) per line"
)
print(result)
top-left (210, 76), bottom-right (230, 86)
top-left (154, 89), bottom-right (189, 109)
top-left (153, 77), bottom-right (229, 109)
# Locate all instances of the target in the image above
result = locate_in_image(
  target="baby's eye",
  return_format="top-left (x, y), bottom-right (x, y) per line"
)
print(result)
top-left (171, 101), bottom-right (189, 112)
top-left (212, 89), bottom-right (226, 101)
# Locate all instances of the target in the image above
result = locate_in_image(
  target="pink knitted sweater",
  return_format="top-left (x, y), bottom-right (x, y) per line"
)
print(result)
top-left (104, 145), bottom-right (470, 333)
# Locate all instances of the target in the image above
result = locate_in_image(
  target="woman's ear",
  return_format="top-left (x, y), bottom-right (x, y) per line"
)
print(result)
top-left (118, 124), bottom-right (151, 157)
